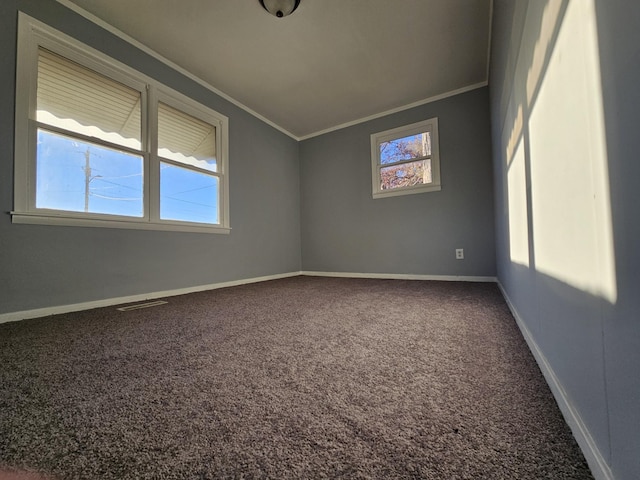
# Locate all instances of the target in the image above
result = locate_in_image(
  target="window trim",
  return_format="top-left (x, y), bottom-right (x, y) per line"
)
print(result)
top-left (12, 13), bottom-right (230, 234)
top-left (370, 118), bottom-right (441, 199)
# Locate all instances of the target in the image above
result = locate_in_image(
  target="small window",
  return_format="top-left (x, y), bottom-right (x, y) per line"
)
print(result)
top-left (371, 118), bottom-right (441, 198)
top-left (13, 14), bottom-right (229, 233)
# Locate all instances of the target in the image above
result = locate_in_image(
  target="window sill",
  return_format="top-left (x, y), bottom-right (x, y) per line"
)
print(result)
top-left (10, 211), bottom-right (231, 234)
top-left (372, 184), bottom-right (441, 199)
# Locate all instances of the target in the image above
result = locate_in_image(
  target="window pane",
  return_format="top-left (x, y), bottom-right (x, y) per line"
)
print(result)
top-left (37, 48), bottom-right (142, 150)
top-left (36, 129), bottom-right (143, 216)
top-left (379, 132), bottom-right (431, 165)
top-left (158, 103), bottom-right (216, 172)
top-left (160, 162), bottom-right (218, 224)
top-left (380, 159), bottom-right (432, 190)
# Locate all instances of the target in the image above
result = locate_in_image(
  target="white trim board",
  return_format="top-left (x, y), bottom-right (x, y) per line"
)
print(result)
top-left (1, 271), bottom-right (497, 324)
top-left (54, 0), bottom-right (296, 140)
top-left (297, 82), bottom-right (488, 141)
top-left (302, 271), bottom-right (497, 282)
top-left (54, 0), bottom-right (488, 142)
top-left (0, 272), bottom-right (301, 324)
top-left (496, 281), bottom-right (613, 480)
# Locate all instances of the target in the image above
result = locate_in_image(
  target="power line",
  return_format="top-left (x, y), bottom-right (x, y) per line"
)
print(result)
top-left (161, 195), bottom-right (214, 209)
top-left (90, 193), bottom-right (141, 201)
top-left (93, 178), bottom-right (142, 192)
top-left (166, 184), bottom-right (215, 196)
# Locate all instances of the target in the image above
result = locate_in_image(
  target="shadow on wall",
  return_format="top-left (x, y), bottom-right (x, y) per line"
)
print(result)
top-left (491, 0), bottom-right (640, 478)
top-left (499, 0), bottom-right (616, 305)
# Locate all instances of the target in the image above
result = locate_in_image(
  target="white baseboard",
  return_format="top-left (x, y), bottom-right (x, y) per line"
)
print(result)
top-left (0, 271), bottom-right (301, 324)
top-left (302, 271), bottom-right (497, 282)
top-left (0, 271), bottom-right (497, 324)
top-left (496, 281), bottom-right (613, 480)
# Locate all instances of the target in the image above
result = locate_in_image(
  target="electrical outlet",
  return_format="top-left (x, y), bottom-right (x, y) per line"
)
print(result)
top-left (456, 248), bottom-right (464, 260)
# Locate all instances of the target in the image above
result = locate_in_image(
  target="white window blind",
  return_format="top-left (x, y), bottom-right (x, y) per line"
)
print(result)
top-left (37, 48), bottom-right (142, 150)
top-left (158, 102), bottom-right (216, 172)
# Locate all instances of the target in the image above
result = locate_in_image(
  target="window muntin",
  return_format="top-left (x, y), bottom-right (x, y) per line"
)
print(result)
top-left (371, 118), bottom-right (441, 198)
top-left (14, 14), bottom-right (230, 233)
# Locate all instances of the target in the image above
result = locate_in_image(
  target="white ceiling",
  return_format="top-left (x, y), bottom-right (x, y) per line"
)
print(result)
top-left (62, 0), bottom-right (492, 139)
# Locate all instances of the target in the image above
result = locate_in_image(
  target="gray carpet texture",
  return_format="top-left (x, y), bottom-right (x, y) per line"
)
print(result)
top-left (1, 277), bottom-right (593, 479)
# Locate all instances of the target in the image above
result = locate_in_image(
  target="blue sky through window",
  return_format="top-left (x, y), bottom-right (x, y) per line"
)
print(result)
top-left (36, 130), bottom-right (218, 224)
top-left (36, 129), bottom-right (143, 217)
top-left (160, 162), bottom-right (218, 224)
top-left (379, 132), bottom-right (430, 165)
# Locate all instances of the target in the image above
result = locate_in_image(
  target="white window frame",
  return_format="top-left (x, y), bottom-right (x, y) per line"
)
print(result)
top-left (370, 118), bottom-right (441, 199)
top-left (12, 13), bottom-right (230, 234)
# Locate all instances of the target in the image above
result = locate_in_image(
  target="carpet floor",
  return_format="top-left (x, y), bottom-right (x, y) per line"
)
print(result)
top-left (0, 277), bottom-right (593, 479)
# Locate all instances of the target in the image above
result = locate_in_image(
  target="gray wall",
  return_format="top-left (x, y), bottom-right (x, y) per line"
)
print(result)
top-left (300, 87), bottom-right (496, 277)
top-left (0, 0), bottom-right (301, 315)
top-left (490, 1), bottom-right (640, 479)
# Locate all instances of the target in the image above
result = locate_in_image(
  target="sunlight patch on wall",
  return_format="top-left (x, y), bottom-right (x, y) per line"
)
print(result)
top-left (528, 0), bottom-right (616, 302)
top-left (507, 133), bottom-right (530, 267)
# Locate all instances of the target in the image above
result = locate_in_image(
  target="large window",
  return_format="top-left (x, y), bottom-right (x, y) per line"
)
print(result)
top-left (13, 14), bottom-right (229, 233)
top-left (370, 118), bottom-right (441, 199)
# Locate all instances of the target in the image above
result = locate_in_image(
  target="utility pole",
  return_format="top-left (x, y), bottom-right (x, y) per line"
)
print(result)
top-left (83, 147), bottom-right (91, 212)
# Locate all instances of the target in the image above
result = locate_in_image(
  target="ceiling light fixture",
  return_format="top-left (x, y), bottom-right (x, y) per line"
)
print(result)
top-left (259, 0), bottom-right (300, 18)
